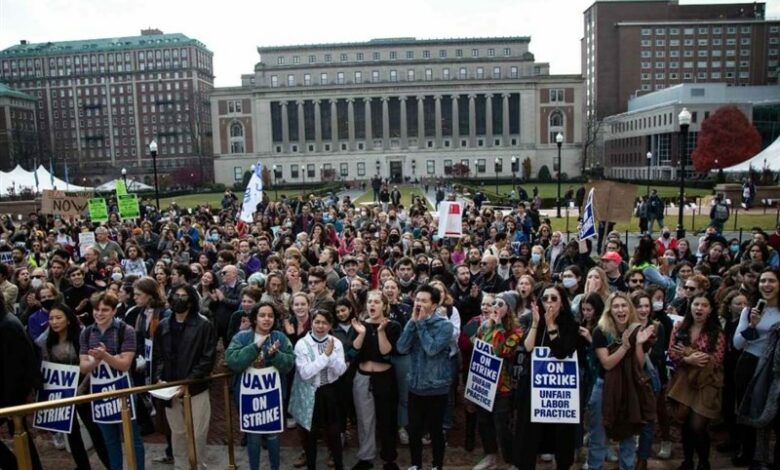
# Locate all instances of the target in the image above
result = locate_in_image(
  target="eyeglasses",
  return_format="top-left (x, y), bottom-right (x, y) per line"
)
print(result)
top-left (684, 286), bottom-right (697, 292)
top-left (630, 278), bottom-right (643, 284)
top-left (542, 295), bottom-right (559, 302)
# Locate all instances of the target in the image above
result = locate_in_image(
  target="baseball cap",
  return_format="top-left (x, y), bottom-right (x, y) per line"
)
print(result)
top-left (601, 252), bottom-right (622, 264)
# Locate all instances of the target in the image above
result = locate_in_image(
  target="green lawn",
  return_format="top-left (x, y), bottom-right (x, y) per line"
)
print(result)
top-left (541, 213), bottom-right (779, 235)
top-left (157, 189), bottom-right (312, 208)
top-left (354, 186), bottom-right (431, 210)
top-left (468, 183), bottom-right (712, 200)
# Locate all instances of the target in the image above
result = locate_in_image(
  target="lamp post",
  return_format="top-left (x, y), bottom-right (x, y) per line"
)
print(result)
top-left (511, 156), bottom-right (518, 196)
top-left (676, 107), bottom-right (692, 239)
top-left (411, 159), bottom-right (416, 176)
top-left (121, 167), bottom-right (127, 190)
top-left (556, 132), bottom-right (563, 218)
top-left (715, 158), bottom-right (723, 183)
top-left (474, 159), bottom-right (478, 180)
top-left (646, 152), bottom-right (652, 197)
top-left (375, 160), bottom-right (381, 182)
top-left (149, 140), bottom-right (160, 210)
top-left (494, 158), bottom-right (500, 195)
top-left (272, 164), bottom-right (279, 200)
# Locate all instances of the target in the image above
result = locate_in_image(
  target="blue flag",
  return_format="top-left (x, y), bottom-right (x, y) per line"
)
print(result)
top-left (579, 188), bottom-right (596, 240)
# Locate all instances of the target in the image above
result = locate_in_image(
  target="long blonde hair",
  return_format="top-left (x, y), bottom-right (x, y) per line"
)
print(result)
top-left (585, 267), bottom-right (611, 301)
top-left (597, 292), bottom-right (639, 340)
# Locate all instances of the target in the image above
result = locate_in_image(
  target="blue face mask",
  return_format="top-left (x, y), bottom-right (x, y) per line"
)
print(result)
top-left (730, 245), bottom-right (740, 254)
top-left (531, 253), bottom-right (542, 264)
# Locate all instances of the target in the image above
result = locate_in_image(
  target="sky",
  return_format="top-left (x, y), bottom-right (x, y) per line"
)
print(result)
top-left (1, 0), bottom-right (779, 88)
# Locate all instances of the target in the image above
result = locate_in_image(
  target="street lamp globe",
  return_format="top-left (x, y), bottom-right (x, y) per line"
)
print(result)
top-left (121, 168), bottom-right (127, 176)
top-left (646, 152), bottom-right (652, 161)
top-left (555, 133), bottom-right (563, 145)
top-left (679, 107), bottom-right (692, 127)
top-left (149, 140), bottom-right (158, 153)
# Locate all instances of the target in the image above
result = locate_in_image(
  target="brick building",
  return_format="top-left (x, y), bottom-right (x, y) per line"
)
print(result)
top-left (0, 82), bottom-right (38, 172)
top-left (0, 29), bottom-right (213, 186)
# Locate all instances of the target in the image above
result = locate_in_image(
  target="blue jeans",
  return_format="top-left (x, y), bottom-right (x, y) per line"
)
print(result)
top-left (247, 433), bottom-right (281, 470)
top-left (587, 379), bottom-right (635, 470)
top-left (392, 354), bottom-right (411, 428)
top-left (97, 420), bottom-right (145, 470)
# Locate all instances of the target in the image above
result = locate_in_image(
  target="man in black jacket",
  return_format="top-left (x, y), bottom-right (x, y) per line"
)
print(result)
top-left (450, 265), bottom-right (482, 324)
top-left (211, 264), bottom-right (246, 348)
top-left (0, 304), bottom-right (42, 470)
top-left (475, 255), bottom-right (508, 294)
top-left (153, 283), bottom-right (217, 470)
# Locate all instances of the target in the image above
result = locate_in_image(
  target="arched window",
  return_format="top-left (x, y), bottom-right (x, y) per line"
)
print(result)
top-left (548, 110), bottom-right (564, 143)
top-left (229, 122), bottom-right (245, 153)
top-left (549, 111), bottom-right (563, 127)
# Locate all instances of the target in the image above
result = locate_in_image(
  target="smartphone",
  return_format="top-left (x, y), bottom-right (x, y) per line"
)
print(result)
top-left (756, 299), bottom-right (768, 316)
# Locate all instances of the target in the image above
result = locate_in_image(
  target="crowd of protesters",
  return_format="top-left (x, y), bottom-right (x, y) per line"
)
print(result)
top-left (1, 185), bottom-right (780, 470)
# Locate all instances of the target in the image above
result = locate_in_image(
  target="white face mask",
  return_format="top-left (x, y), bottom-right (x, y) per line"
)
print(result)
top-left (111, 272), bottom-right (123, 282)
top-left (30, 278), bottom-right (43, 290)
top-left (562, 278), bottom-right (577, 289)
top-left (652, 301), bottom-right (664, 312)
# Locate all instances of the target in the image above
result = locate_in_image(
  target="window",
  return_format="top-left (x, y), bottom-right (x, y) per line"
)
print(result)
top-left (337, 72), bottom-right (345, 84)
top-left (406, 51), bottom-right (414, 59)
top-left (641, 40), bottom-right (652, 47)
top-left (389, 70), bottom-right (397, 82)
top-left (670, 50), bottom-right (679, 57)
top-left (655, 40), bottom-right (665, 46)
top-left (340, 163), bottom-right (348, 177)
top-left (425, 68), bottom-right (433, 81)
top-left (373, 52), bottom-right (380, 60)
top-left (276, 56), bottom-right (285, 65)
top-left (503, 47), bottom-right (511, 56)
top-left (291, 164), bottom-right (299, 179)
top-left (442, 68), bottom-right (450, 80)
top-left (427, 160), bottom-right (435, 175)
top-left (741, 38), bottom-right (751, 45)
top-left (549, 89), bottom-right (564, 102)
top-left (493, 66), bottom-right (501, 78)
top-left (477, 159), bottom-right (486, 173)
top-left (655, 51), bottom-right (665, 58)
top-left (229, 122), bottom-right (244, 153)
top-left (304, 73), bottom-right (311, 86)
top-left (372, 70), bottom-right (380, 82)
top-left (670, 28), bottom-right (679, 35)
top-left (308, 55), bottom-right (316, 63)
top-left (670, 39), bottom-right (680, 46)
top-left (407, 69), bottom-right (415, 81)
top-left (459, 67), bottom-right (467, 79)
top-left (641, 51), bottom-right (652, 58)
top-left (698, 50), bottom-right (708, 57)
top-left (641, 28), bottom-right (651, 36)
top-left (476, 67), bottom-right (484, 78)
top-left (357, 162), bottom-right (365, 176)
top-left (354, 71), bottom-right (362, 83)
top-left (307, 164), bottom-right (315, 178)
top-left (655, 72), bottom-right (665, 79)
top-left (488, 48), bottom-right (495, 57)
top-left (356, 52), bottom-right (364, 61)
top-left (439, 49), bottom-right (447, 58)
top-left (444, 160), bottom-right (453, 175)
top-left (234, 167), bottom-right (243, 181)
top-left (423, 50), bottom-right (430, 58)
top-left (656, 61), bottom-right (665, 69)
top-left (340, 53), bottom-right (348, 62)
top-left (549, 110), bottom-right (563, 127)
top-left (471, 48), bottom-right (479, 57)
top-left (510, 66), bottom-right (518, 78)
top-left (389, 51), bottom-right (397, 60)
top-left (270, 75), bottom-right (278, 87)
top-left (324, 54), bottom-right (332, 63)
top-left (495, 158), bottom-right (503, 172)
top-left (287, 74), bottom-right (295, 86)
top-left (293, 56), bottom-right (300, 64)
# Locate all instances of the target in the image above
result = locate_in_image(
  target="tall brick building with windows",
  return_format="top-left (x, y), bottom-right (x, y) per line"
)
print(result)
top-left (583, 0), bottom-right (779, 119)
top-left (0, 83), bottom-right (39, 172)
top-left (0, 29), bottom-right (213, 185)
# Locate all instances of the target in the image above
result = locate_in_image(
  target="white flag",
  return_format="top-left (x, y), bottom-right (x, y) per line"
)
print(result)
top-left (240, 163), bottom-right (264, 223)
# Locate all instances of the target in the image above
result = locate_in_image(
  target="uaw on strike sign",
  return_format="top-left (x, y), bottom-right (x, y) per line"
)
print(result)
top-left (530, 346), bottom-right (580, 423)
top-left (239, 367), bottom-right (284, 434)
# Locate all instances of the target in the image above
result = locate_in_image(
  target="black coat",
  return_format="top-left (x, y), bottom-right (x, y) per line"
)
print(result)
top-left (0, 313), bottom-right (40, 407)
top-left (152, 311), bottom-right (217, 398)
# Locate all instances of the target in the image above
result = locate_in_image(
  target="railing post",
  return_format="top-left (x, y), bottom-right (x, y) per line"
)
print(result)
top-left (120, 396), bottom-right (137, 469)
top-left (182, 384), bottom-right (198, 469)
top-left (223, 376), bottom-right (237, 470)
top-left (12, 416), bottom-right (32, 470)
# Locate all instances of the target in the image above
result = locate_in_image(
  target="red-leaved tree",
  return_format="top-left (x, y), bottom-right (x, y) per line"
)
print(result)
top-left (691, 105), bottom-right (762, 172)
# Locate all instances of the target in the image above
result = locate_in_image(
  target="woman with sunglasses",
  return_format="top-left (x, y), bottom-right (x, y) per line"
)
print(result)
top-left (587, 292), bottom-right (655, 470)
top-left (471, 292), bottom-right (523, 470)
top-left (514, 284), bottom-right (578, 469)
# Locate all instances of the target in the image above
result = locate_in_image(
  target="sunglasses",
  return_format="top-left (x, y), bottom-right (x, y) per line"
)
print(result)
top-left (542, 295), bottom-right (559, 302)
top-left (684, 286), bottom-right (697, 292)
top-left (630, 278), bottom-right (643, 283)
top-left (492, 300), bottom-right (507, 308)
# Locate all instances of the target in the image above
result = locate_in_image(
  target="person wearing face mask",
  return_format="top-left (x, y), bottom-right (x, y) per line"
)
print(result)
top-left (529, 245), bottom-right (552, 283)
top-left (153, 283), bottom-right (217, 470)
top-left (655, 227), bottom-right (678, 256)
top-left (393, 257), bottom-right (418, 301)
top-left (24, 283), bottom-right (61, 342)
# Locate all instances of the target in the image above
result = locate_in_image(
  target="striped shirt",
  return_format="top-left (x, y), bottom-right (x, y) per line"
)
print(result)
top-left (79, 319), bottom-right (136, 356)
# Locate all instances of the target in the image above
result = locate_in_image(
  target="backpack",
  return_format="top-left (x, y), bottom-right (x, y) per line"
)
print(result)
top-left (84, 320), bottom-right (136, 376)
top-left (714, 203), bottom-right (729, 221)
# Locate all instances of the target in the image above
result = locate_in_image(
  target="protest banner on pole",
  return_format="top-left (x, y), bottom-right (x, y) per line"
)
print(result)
top-left (41, 190), bottom-right (92, 217)
top-left (464, 339), bottom-right (503, 411)
top-left (144, 339), bottom-right (153, 385)
top-left (437, 201), bottom-right (463, 238)
top-left (88, 198), bottom-right (108, 223)
top-left (78, 231), bottom-right (95, 258)
top-left (530, 346), bottom-right (580, 423)
top-left (118, 194), bottom-right (140, 219)
top-left (90, 362), bottom-right (135, 424)
top-left (239, 366), bottom-right (284, 434)
top-left (33, 361), bottom-right (80, 433)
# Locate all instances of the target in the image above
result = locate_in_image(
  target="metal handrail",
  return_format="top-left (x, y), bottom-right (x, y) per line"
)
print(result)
top-left (1, 371), bottom-right (238, 470)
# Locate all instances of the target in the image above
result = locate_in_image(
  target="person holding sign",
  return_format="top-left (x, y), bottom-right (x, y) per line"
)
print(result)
top-left (37, 303), bottom-right (110, 469)
top-left (396, 285), bottom-right (454, 470)
top-left (226, 301), bottom-right (293, 470)
top-left (470, 291), bottom-right (522, 470)
top-left (350, 290), bottom-right (402, 470)
top-left (79, 292), bottom-right (145, 470)
top-left (587, 292), bottom-right (655, 470)
top-left (152, 284), bottom-right (217, 470)
top-left (291, 310), bottom-right (347, 470)
top-left (513, 284), bottom-right (578, 470)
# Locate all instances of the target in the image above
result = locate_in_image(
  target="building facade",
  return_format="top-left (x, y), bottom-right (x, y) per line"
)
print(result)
top-left (0, 83), bottom-right (38, 172)
top-left (211, 37), bottom-right (583, 186)
top-left (0, 29), bottom-right (214, 185)
top-left (583, 0), bottom-right (779, 119)
top-left (603, 83), bottom-right (780, 179)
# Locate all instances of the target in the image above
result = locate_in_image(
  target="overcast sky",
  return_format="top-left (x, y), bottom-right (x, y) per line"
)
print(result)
top-left (1, 0), bottom-right (778, 88)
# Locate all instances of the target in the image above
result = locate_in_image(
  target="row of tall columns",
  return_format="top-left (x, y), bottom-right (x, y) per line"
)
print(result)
top-left (277, 93), bottom-right (518, 153)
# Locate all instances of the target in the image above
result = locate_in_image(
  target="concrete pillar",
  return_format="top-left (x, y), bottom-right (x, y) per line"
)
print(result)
top-left (417, 95), bottom-right (425, 147)
top-left (314, 99), bottom-right (322, 151)
top-left (485, 93), bottom-right (494, 147)
top-left (452, 95), bottom-right (460, 145)
top-left (281, 100), bottom-right (289, 150)
top-left (364, 98), bottom-right (372, 147)
top-left (297, 100), bottom-right (305, 152)
top-left (502, 93), bottom-right (510, 147)
top-left (330, 99), bottom-right (338, 150)
top-left (434, 95), bottom-right (442, 148)
top-left (468, 94), bottom-right (476, 147)
top-left (400, 96), bottom-right (408, 149)
top-left (347, 98), bottom-right (355, 150)
top-left (382, 96), bottom-right (390, 150)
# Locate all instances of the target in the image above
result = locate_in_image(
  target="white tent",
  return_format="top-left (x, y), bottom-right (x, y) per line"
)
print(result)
top-left (0, 164), bottom-right (91, 196)
top-left (95, 179), bottom-right (153, 192)
top-left (724, 136), bottom-right (780, 172)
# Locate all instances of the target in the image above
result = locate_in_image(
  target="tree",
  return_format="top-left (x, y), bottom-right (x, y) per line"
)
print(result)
top-left (522, 157), bottom-right (532, 179)
top-left (451, 163), bottom-right (470, 177)
top-left (538, 165), bottom-right (552, 182)
top-left (691, 105), bottom-right (761, 172)
top-left (582, 114), bottom-right (604, 173)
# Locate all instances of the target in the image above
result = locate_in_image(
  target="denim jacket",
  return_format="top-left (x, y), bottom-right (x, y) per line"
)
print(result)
top-left (396, 314), bottom-right (454, 395)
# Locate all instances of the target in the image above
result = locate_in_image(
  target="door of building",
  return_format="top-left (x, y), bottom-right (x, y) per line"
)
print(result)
top-left (390, 161), bottom-right (403, 183)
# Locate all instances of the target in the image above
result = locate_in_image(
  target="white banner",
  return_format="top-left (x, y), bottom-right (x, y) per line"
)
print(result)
top-left (530, 346), bottom-right (580, 423)
top-left (240, 162), bottom-right (264, 223)
top-left (437, 201), bottom-right (463, 239)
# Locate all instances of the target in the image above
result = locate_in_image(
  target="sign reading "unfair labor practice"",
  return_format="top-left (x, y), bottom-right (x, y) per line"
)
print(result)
top-left (464, 339), bottom-right (502, 412)
top-left (531, 346), bottom-right (580, 423)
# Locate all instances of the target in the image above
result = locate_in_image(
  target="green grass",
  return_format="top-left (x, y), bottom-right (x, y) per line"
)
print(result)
top-left (158, 189), bottom-right (312, 208)
top-left (354, 186), bottom-right (431, 209)
top-left (541, 213), bottom-right (779, 235)
top-left (468, 183), bottom-right (712, 200)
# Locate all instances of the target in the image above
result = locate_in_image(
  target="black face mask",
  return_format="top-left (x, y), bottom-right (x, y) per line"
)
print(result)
top-left (41, 299), bottom-right (55, 311)
top-left (431, 266), bottom-right (444, 276)
top-left (416, 263), bottom-right (429, 273)
top-left (369, 257), bottom-right (378, 265)
top-left (499, 258), bottom-right (509, 265)
top-left (171, 298), bottom-right (189, 314)
top-left (662, 232), bottom-right (670, 239)
top-left (412, 248), bottom-right (424, 256)
top-left (388, 234), bottom-right (400, 244)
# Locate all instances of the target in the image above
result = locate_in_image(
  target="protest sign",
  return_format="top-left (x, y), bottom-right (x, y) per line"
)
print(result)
top-left (585, 180), bottom-right (638, 223)
top-left (78, 232), bottom-right (95, 258)
top-left (88, 198), bottom-right (108, 223)
top-left (33, 361), bottom-right (80, 433)
top-left (118, 194), bottom-right (140, 219)
top-left (530, 346), bottom-right (580, 423)
top-left (115, 179), bottom-right (128, 197)
top-left (239, 366), bottom-right (284, 434)
top-left (90, 362), bottom-right (135, 424)
top-left (464, 339), bottom-right (503, 411)
top-left (437, 201), bottom-right (463, 238)
top-left (144, 339), bottom-right (153, 385)
top-left (0, 252), bottom-right (12, 265)
top-left (41, 190), bottom-right (91, 217)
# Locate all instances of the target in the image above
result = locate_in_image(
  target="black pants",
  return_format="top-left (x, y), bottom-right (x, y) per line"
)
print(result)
top-left (69, 403), bottom-right (110, 469)
top-left (408, 392), bottom-right (447, 469)
top-left (302, 383), bottom-right (343, 470)
top-left (477, 394), bottom-right (513, 462)
top-left (355, 368), bottom-right (398, 464)
top-left (735, 352), bottom-right (759, 461)
top-left (0, 417), bottom-right (42, 470)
